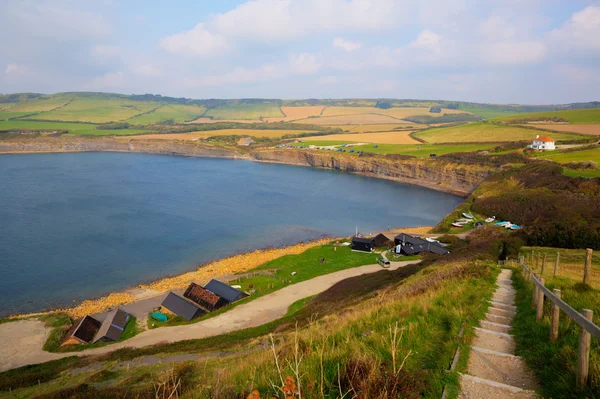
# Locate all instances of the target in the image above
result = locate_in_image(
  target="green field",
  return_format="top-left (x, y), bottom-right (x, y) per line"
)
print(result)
top-left (563, 168), bottom-right (600, 178)
top-left (533, 147), bottom-right (600, 164)
top-left (6, 94), bottom-right (73, 113)
top-left (26, 97), bottom-right (159, 123)
top-left (414, 122), bottom-right (583, 143)
top-left (292, 140), bottom-right (495, 157)
top-left (0, 120), bottom-right (147, 136)
top-left (494, 108), bottom-right (600, 124)
top-left (459, 106), bottom-right (521, 119)
top-left (126, 104), bottom-right (206, 124)
top-left (0, 111), bottom-right (37, 121)
top-left (204, 103), bottom-right (284, 120)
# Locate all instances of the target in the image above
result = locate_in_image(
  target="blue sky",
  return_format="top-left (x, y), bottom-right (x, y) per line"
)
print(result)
top-left (1, 0), bottom-right (599, 104)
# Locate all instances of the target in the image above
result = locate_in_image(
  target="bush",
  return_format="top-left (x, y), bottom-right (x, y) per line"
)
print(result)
top-left (429, 106), bottom-right (442, 113)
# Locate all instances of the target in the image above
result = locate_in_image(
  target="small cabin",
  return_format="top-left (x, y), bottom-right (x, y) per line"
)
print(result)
top-left (529, 135), bottom-right (555, 151)
top-left (351, 237), bottom-right (374, 252)
top-left (61, 315), bottom-right (101, 346)
top-left (371, 233), bottom-right (393, 248)
top-left (93, 308), bottom-right (132, 343)
top-left (161, 292), bottom-right (206, 321)
top-left (204, 279), bottom-right (249, 303)
top-left (184, 282), bottom-right (228, 311)
top-left (237, 137), bottom-right (255, 146)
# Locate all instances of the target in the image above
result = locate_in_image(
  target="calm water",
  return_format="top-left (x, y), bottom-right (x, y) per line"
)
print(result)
top-left (0, 153), bottom-right (461, 317)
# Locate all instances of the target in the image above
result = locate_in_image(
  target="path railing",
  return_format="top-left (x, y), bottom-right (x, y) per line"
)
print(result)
top-left (520, 262), bottom-right (600, 387)
top-left (523, 248), bottom-right (599, 289)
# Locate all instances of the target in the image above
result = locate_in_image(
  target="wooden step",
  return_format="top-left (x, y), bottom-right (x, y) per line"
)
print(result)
top-left (490, 301), bottom-right (516, 311)
top-left (467, 347), bottom-right (539, 390)
top-left (488, 307), bottom-right (516, 318)
top-left (485, 313), bottom-right (513, 325)
top-left (473, 328), bottom-right (516, 354)
top-left (459, 374), bottom-right (539, 398)
top-left (480, 320), bottom-right (511, 334)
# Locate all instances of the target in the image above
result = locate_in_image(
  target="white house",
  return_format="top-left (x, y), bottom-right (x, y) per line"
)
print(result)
top-left (528, 135), bottom-right (555, 151)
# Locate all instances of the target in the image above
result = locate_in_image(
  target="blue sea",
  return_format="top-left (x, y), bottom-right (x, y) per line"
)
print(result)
top-left (0, 152), bottom-right (461, 316)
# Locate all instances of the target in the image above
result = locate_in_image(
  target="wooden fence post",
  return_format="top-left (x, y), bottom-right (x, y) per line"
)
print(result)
top-left (533, 274), bottom-right (539, 308)
top-left (554, 252), bottom-right (560, 277)
top-left (551, 289), bottom-right (561, 341)
top-left (583, 249), bottom-right (592, 285)
top-left (541, 254), bottom-right (547, 275)
top-left (577, 309), bottom-right (593, 388)
top-left (536, 277), bottom-right (545, 321)
top-left (536, 251), bottom-right (540, 270)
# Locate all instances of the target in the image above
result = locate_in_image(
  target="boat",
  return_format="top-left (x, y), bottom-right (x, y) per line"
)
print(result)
top-left (451, 222), bottom-right (465, 228)
top-left (462, 213), bottom-right (474, 219)
top-left (150, 312), bottom-right (168, 322)
top-left (510, 224), bottom-right (522, 230)
top-left (426, 237), bottom-right (439, 243)
top-left (485, 216), bottom-right (495, 223)
top-left (494, 221), bottom-right (510, 226)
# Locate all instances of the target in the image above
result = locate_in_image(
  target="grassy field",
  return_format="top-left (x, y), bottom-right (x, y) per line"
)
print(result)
top-left (204, 104), bottom-right (284, 120)
top-left (264, 106), bottom-right (325, 122)
top-left (0, 120), bottom-right (147, 135)
top-left (526, 124), bottom-right (600, 136)
top-left (302, 131), bottom-right (420, 144)
top-left (293, 113), bottom-right (404, 125)
top-left (292, 140), bottom-right (495, 157)
top-left (321, 106), bottom-right (465, 119)
top-left (458, 106), bottom-right (521, 119)
top-left (563, 168), bottom-right (600, 178)
top-left (125, 128), bottom-right (317, 140)
top-left (26, 97), bottom-right (160, 123)
top-left (533, 147), bottom-right (600, 164)
top-left (125, 104), bottom-right (206, 124)
top-left (415, 122), bottom-right (584, 143)
top-left (495, 108), bottom-right (600, 124)
top-left (6, 94), bottom-right (73, 113)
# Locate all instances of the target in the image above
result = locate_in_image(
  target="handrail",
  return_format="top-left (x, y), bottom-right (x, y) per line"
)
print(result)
top-left (530, 269), bottom-right (600, 340)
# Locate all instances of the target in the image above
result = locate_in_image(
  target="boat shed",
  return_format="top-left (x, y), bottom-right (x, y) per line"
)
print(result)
top-left (351, 237), bottom-right (374, 252)
top-left (161, 292), bottom-right (207, 321)
top-left (204, 279), bottom-right (249, 303)
top-left (61, 315), bottom-right (102, 346)
top-left (394, 233), bottom-right (449, 256)
top-left (93, 308), bottom-right (132, 343)
top-left (184, 282), bottom-right (228, 311)
top-left (372, 233), bottom-right (393, 248)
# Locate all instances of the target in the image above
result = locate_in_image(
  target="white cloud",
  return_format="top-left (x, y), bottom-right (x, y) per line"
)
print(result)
top-left (479, 41), bottom-right (546, 65)
top-left (131, 64), bottom-right (162, 78)
top-left (550, 6), bottom-right (600, 51)
top-left (410, 30), bottom-right (441, 54)
top-left (333, 38), bottom-right (361, 51)
top-left (159, 23), bottom-right (228, 57)
top-left (88, 71), bottom-right (125, 88)
top-left (552, 64), bottom-right (600, 84)
top-left (90, 45), bottom-right (120, 60)
top-left (5, 64), bottom-right (23, 75)
top-left (289, 53), bottom-right (321, 74)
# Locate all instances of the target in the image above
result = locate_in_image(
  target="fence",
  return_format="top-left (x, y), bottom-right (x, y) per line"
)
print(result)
top-left (522, 248), bottom-right (600, 289)
top-left (520, 262), bottom-right (600, 388)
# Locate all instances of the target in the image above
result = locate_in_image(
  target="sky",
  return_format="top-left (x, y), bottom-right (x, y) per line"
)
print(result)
top-left (1, 0), bottom-right (600, 104)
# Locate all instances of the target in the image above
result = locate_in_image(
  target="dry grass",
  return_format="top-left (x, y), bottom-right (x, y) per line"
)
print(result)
top-left (302, 131), bottom-right (419, 144)
top-left (350, 123), bottom-right (422, 132)
top-left (526, 124), bottom-right (600, 136)
top-left (264, 106), bottom-right (325, 122)
top-left (293, 114), bottom-right (405, 125)
top-left (187, 118), bottom-right (263, 124)
top-left (124, 129), bottom-right (317, 140)
top-left (321, 106), bottom-right (465, 118)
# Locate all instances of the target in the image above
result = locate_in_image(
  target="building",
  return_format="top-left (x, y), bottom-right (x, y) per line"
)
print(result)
top-left (161, 292), bottom-right (207, 321)
top-left (237, 137), bottom-right (255, 146)
top-left (93, 308), bottom-right (132, 343)
top-left (528, 135), bottom-right (555, 151)
top-left (61, 315), bottom-right (102, 346)
top-left (394, 233), bottom-right (449, 256)
top-left (184, 282), bottom-right (228, 311)
top-left (351, 237), bottom-right (374, 252)
top-left (371, 233), bottom-right (393, 248)
top-left (204, 279), bottom-right (248, 303)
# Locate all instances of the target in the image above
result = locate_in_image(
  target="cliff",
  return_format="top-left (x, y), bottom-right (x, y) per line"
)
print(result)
top-left (0, 136), bottom-right (492, 196)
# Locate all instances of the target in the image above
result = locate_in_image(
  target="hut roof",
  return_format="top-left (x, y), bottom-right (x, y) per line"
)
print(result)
top-left (64, 315), bottom-right (101, 344)
top-left (161, 292), bottom-right (206, 321)
top-left (93, 308), bottom-right (131, 343)
top-left (184, 282), bottom-right (227, 311)
top-left (205, 279), bottom-right (248, 303)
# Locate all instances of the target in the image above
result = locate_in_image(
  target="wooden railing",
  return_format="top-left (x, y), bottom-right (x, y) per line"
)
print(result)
top-left (521, 262), bottom-right (600, 387)
top-left (523, 248), bottom-right (599, 289)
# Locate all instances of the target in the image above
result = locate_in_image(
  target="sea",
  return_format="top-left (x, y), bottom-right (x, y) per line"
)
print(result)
top-left (0, 152), bottom-right (462, 317)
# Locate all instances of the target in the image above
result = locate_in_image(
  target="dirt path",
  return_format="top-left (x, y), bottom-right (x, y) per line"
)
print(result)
top-left (459, 269), bottom-right (540, 398)
top-left (0, 260), bottom-right (416, 372)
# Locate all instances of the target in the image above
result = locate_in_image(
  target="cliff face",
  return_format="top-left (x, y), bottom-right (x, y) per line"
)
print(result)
top-left (0, 136), bottom-right (491, 196)
top-left (249, 149), bottom-right (491, 196)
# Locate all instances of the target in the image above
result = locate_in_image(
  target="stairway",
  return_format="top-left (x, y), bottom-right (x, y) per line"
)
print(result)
top-left (459, 269), bottom-right (540, 398)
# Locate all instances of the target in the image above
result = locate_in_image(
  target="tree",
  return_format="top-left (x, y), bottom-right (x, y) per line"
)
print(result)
top-left (429, 106), bottom-right (442, 113)
top-left (375, 101), bottom-right (392, 109)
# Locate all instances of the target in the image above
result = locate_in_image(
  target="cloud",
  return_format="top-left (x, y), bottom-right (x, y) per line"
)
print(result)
top-left (160, 0), bottom-right (399, 57)
top-left (159, 23), bottom-right (228, 57)
top-left (90, 45), bottom-right (121, 61)
top-left (552, 64), bottom-right (600, 84)
top-left (130, 64), bottom-right (162, 78)
top-left (479, 41), bottom-right (546, 65)
top-left (289, 53), bottom-right (321, 74)
top-left (550, 5), bottom-right (600, 52)
top-left (410, 30), bottom-right (441, 54)
top-left (88, 71), bottom-right (125, 89)
top-left (5, 64), bottom-right (24, 75)
top-left (332, 38), bottom-right (361, 52)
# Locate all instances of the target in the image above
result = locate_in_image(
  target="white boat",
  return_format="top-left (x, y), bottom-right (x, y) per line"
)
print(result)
top-left (426, 237), bottom-right (440, 243)
top-left (451, 222), bottom-right (465, 228)
top-left (485, 216), bottom-right (495, 223)
top-left (462, 213), bottom-right (474, 219)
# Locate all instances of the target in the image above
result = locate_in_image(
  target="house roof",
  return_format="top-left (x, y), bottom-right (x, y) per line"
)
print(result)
top-left (395, 233), bottom-right (449, 255)
top-left (161, 292), bottom-right (206, 321)
top-left (93, 308), bottom-right (131, 343)
top-left (394, 233), bottom-right (428, 246)
top-left (64, 315), bottom-right (101, 344)
top-left (352, 237), bottom-right (374, 245)
top-left (534, 135), bottom-right (554, 142)
top-left (205, 279), bottom-right (248, 303)
top-left (184, 282), bottom-right (224, 309)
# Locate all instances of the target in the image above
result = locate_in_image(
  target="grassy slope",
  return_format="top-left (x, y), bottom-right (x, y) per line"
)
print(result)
top-left (204, 104), bottom-right (284, 120)
top-left (415, 122), bottom-right (583, 143)
top-left (125, 104), bottom-right (206, 124)
top-left (511, 267), bottom-right (600, 397)
top-left (291, 141), bottom-right (495, 157)
top-left (533, 147), bottom-right (600, 164)
top-left (494, 108), bottom-right (600, 124)
top-left (0, 120), bottom-right (147, 135)
top-left (459, 106), bottom-right (521, 119)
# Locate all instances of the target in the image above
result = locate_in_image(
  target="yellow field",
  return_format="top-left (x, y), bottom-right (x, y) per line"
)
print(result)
top-left (321, 106), bottom-right (465, 118)
top-left (293, 114), bottom-right (404, 125)
top-left (349, 123), bottom-right (423, 132)
top-left (188, 117), bottom-right (262, 124)
top-left (126, 128), bottom-right (317, 140)
top-left (264, 106), bottom-right (325, 122)
top-left (303, 131), bottom-right (419, 144)
top-left (526, 124), bottom-right (600, 136)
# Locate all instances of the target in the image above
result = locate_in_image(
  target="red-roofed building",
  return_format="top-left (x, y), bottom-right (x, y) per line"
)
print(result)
top-left (529, 135), bottom-right (555, 151)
